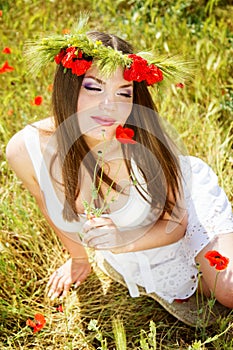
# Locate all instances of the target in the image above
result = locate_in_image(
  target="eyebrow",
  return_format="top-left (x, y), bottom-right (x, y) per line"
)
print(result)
top-left (84, 75), bottom-right (133, 88)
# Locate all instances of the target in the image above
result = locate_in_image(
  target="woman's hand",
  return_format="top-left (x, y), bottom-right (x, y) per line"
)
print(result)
top-left (47, 258), bottom-right (91, 300)
top-left (82, 217), bottom-right (129, 251)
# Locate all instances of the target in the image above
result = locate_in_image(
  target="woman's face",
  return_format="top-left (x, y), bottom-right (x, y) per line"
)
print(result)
top-left (77, 65), bottom-right (133, 146)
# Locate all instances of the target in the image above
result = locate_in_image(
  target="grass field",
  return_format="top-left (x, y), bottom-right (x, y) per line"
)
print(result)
top-left (0, 0), bottom-right (233, 349)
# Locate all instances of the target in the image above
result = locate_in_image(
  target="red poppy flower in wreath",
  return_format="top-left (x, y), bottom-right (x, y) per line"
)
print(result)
top-left (204, 250), bottom-right (229, 271)
top-left (61, 47), bottom-right (77, 69)
top-left (26, 313), bottom-right (46, 333)
top-left (116, 125), bottom-right (137, 144)
top-left (55, 47), bottom-right (92, 76)
top-left (70, 56), bottom-right (92, 75)
top-left (145, 63), bottom-right (163, 85)
top-left (54, 49), bottom-right (66, 64)
top-left (0, 61), bottom-right (14, 74)
top-left (124, 54), bottom-right (148, 82)
top-left (124, 54), bottom-right (163, 86)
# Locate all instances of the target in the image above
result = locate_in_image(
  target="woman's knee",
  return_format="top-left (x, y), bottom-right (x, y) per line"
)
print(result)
top-left (196, 232), bottom-right (233, 308)
top-left (214, 282), bottom-right (233, 308)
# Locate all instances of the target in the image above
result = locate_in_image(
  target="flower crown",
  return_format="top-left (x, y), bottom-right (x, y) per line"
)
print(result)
top-left (25, 15), bottom-right (193, 86)
top-left (54, 49), bottom-right (163, 86)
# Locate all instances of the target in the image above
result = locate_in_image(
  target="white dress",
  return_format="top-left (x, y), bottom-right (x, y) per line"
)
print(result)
top-left (23, 125), bottom-right (233, 303)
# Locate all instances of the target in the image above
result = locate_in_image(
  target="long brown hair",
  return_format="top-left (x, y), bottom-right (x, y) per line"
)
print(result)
top-left (52, 31), bottom-right (181, 221)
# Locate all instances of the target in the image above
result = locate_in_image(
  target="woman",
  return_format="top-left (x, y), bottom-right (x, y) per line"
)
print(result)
top-left (6, 22), bottom-right (233, 324)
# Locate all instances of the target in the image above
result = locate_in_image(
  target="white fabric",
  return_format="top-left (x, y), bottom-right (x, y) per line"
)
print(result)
top-left (24, 125), bottom-right (82, 232)
top-left (23, 125), bottom-right (233, 303)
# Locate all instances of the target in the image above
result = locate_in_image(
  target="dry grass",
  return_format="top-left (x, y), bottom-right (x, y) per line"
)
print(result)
top-left (1, 0), bottom-right (233, 349)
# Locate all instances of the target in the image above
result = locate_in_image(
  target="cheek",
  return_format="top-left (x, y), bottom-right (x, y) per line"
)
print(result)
top-left (121, 101), bottom-right (133, 119)
top-left (77, 94), bottom-right (90, 112)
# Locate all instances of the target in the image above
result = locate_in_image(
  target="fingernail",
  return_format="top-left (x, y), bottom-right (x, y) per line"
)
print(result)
top-left (74, 281), bottom-right (80, 289)
top-left (50, 293), bottom-right (58, 301)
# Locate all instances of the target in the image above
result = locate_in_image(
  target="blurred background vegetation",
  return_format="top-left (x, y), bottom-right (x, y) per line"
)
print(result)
top-left (0, 0), bottom-right (232, 349)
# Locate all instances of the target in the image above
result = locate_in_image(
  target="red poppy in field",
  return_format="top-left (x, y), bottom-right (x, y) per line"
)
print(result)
top-left (56, 304), bottom-right (64, 312)
top-left (0, 10), bottom-right (2, 17)
top-left (31, 96), bottom-right (43, 106)
top-left (175, 82), bottom-right (185, 88)
top-left (0, 61), bottom-right (14, 73)
top-left (2, 47), bottom-right (11, 54)
top-left (7, 109), bottom-right (14, 115)
top-left (47, 83), bottom-right (53, 92)
top-left (116, 125), bottom-right (137, 144)
top-left (62, 28), bottom-right (70, 35)
top-left (26, 313), bottom-right (46, 333)
top-left (204, 250), bottom-right (229, 271)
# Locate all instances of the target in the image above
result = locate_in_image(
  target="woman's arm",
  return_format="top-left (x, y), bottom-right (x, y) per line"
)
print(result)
top-left (82, 209), bottom-right (188, 254)
top-left (120, 210), bottom-right (188, 253)
top-left (6, 130), bottom-right (91, 299)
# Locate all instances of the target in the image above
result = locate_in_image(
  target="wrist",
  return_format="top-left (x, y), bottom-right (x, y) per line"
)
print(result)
top-left (70, 256), bottom-right (89, 261)
top-left (111, 241), bottom-right (135, 254)
top-left (68, 246), bottom-right (89, 260)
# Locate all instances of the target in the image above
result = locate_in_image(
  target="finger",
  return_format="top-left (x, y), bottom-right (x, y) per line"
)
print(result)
top-left (86, 236), bottom-right (111, 248)
top-left (61, 280), bottom-right (72, 298)
top-left (47, 279), bottom-right (59, 297)
top-left (47, 271), bottom-right (58, 288)
top-left (82, 218), bottom-right (112, 232)
top-left (84, 225), bottom-right (114, 240)
top-left (47, 281), bottom-right (60, 299)
top-left (91, 217), bottom-right (112, 225)
top-left (47, 268), bottom-right (64, 288)
top-left (83, 229), bottom-right (110, 246)
top-left (82, 222), bottom-right (105, 234)
top-left (95, 241), bottom-right (119, 250)
top-left (73, 270), bottom-right (90, 288)
top-left (50, 278), bottom-right (67, 300)
top-left (47, 273), bottom-right (64, 298)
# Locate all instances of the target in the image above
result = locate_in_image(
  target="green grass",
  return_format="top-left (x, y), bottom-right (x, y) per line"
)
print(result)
top-left (0, 0), bottom-right (233, 348)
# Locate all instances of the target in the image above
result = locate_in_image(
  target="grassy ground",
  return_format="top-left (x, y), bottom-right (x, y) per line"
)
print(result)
top-left (0, 0), bottom-right (233, 349)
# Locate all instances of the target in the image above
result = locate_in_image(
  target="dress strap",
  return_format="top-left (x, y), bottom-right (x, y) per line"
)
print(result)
top-left (23, 125), bottom-right (60, 201)
top-left (23, 125), bottom-right (45, 187)
top-left (98, 251), bottom-right (141, 297)
top-left (23, 124), bottom-right (82, 234)
top-left (135, 252), bottom-right (156, 294)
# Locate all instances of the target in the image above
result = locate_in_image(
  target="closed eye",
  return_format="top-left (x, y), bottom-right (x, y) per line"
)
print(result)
top-left (83, 85), bottom-right (102, 91)
top-left (118, 92), bottom-right (132, 98)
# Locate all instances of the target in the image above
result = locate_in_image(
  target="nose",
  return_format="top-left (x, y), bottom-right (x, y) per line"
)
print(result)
top-left (99, 95), bottom-right (117, 113)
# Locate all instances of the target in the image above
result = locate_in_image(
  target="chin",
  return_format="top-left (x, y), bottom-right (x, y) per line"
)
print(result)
top-left (83, 130), bottom-right (115, 149)
top-left (86, 125), bottom-right (117, 140)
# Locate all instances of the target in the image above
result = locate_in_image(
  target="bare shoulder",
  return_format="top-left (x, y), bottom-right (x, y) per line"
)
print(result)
top-left (6, 117), bottom-right (55, 197)
top-left (6, 117), bottom-right (55, 163)
top-left (6, 127), bottom-right (30, 168)
top-left (6, 127), bottom-right (38, 195)
top-left (33, 116), bottom-right (55, 131)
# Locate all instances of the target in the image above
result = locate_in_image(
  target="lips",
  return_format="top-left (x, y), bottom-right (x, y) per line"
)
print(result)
top-left (91, 116), bottom-right (116, 126)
